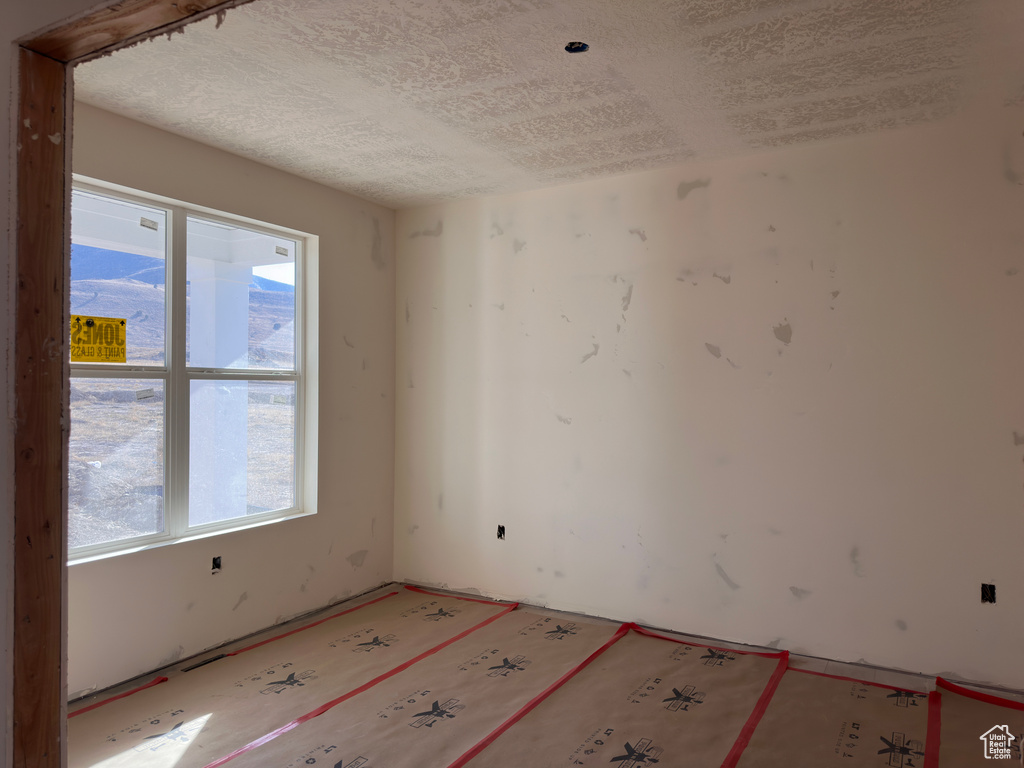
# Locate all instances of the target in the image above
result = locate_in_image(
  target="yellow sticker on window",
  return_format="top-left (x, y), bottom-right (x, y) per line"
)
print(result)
top-left (70, 316), bottom-right (126, 363)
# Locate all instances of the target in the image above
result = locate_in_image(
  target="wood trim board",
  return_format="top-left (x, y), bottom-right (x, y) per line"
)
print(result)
top-left (12, 2), bottom-right (238, 764)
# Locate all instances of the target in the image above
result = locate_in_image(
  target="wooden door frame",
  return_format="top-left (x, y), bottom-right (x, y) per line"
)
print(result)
top-left (14, 2), bottom-right (243, 764)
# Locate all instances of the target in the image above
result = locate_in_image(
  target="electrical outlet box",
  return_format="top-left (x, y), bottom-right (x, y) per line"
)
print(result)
top-left (497, 525), bottom-right (505, 540)
top-left (212, 556), bottom-right (222, 573)
top-left (982, 583), bottom-right (996, 603)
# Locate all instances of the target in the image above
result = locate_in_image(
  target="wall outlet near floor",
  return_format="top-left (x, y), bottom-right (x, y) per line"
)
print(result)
top-left (981, 583), bottom-right (996, 603)
top-left (497, 525), bottom-right (505, 540)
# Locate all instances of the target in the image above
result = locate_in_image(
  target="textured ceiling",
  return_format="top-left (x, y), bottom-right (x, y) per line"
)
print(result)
top-left (74, 0), bottom-right (1021, 209)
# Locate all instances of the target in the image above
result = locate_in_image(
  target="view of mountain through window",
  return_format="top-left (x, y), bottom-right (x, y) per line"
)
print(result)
top-left (69, 186), bottom-right (304, 555)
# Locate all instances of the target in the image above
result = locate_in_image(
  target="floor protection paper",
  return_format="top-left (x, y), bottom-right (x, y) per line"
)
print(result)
top-left (462, 626), bottom-right (788, 768)
top-left (926, 677), bottom-right (1024, 767)
top-left (223, 611), bottom-right (624, 768)
top-left (69, 587), bottom-right (514, 768)
top-left (734, 669), bottom-right (930, 767)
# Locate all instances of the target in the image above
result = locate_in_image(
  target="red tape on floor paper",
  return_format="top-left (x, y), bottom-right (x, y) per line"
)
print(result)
top-left (203, 600), bottom-right (519, 768)
top-left (790, 667), bottom-right (927, 694)
top-left (68, 676), bottom-right (168, 718)
top-left (448, 622), bottom-right (631, 768)
top-left (404, 584), bottom-right (515, 606)
top-left (923, 690), bottom-right (942, 768)
top-left (227, 590), bottom-right (400, 656)
top-left (612, 623), bottom-right (791, 768)
top-left (936, 676), bottom-right (1024, 711)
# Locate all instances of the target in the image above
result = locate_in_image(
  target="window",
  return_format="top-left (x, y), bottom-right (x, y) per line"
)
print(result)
top-left (69, 181), bottom-right (315, 559)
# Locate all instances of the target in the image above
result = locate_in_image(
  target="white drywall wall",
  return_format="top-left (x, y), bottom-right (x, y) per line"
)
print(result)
top-left (68, 103), bottom-right (396, 697)
top-left (395, 105), bottom-right (1024, 689)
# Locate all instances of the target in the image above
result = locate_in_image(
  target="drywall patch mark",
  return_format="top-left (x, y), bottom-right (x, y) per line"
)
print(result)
top-left (705, 343), bottom-right (722, 359)
top-left (493, 303), bottom-right (505, 311)
top-left (370, 216), bottom-right (385, 270)
top-left (713, 559), bottom-right (741, 590)
top-left (629, 228), bottom-right (647, 242)
top-left (347, 549), bottom-right (369, 568)
top-left (437, 493), bottom-right (444, 511)
top-left (895, 619), bottom-right (908, 631)
top-left (513, 239), bottom-right (527, 253)
top-left (768, 224), bottom-right (777, 232)
top-left (407, 372), bottom-right (415, 389)
top-left (556, 414), bottom-right (573, 425)
top-left (405, 302), bottom-right (410, 324)
top-left (767, 638), bottom-right (782, 649)
top-left (408, 524), bottom-right (420, 535)
top-left (850, 546), bottom-right (865, 577)
top-left (215, 8), bottom-right (228, 28)
top-left (343, 335), bottom-right (355, 349)
top-left (159, 645), bottom-right (185, 667)
top-left (490, 223), bottom-right (504, 237)
top-left (362, 359), bottom-right (367, 371)
top-left (1007, 268), bottom-right (1019, 277)
top-left (726, 358), bottom-right (740, 369)
top-left (622, 369), bottom-right (632, 377)
top-left (1013, 431), bottom-right (1024, 446)
top-left (768, 527), bottom-right (782, 535)
top-left (678, 178), bottom-right (711, 200)
top-left (561, 314), bottom-right (571, 323)
top-left (185, 602), bottom-right (195, 612)
top-left (1003, 146), bottom-right (1023, 185)
top-left (581, 343), bottom-right (600, 364)
top-left (773, 321), bottom-right (793, 345)
top-left (554, 570), bottom-right (566, 578)
top-left (831, 290), bottom-right (840, 299)
top-left (789, 586), bottom-right (812, 600)
top-left (714, 272), bottom-right (731, 284)
top-left (410, 220), bottom-right (443, 238)
top-left (622, 284), bottom-right (634, 312)
top-left (232, 592), bottom-right (248, 611)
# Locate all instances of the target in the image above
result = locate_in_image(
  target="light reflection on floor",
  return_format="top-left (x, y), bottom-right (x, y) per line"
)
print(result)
top-left (89, 713), bottom-right (212, 768)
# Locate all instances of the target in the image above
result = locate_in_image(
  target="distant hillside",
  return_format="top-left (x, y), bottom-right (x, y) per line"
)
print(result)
top-left (71, 244), bottom-right (295, 292)
top-left (71, 245), bottom-right (297, 368)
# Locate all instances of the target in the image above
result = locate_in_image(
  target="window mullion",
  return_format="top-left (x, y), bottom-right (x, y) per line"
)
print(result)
top-left (167, 206), bottom-right (189, 539)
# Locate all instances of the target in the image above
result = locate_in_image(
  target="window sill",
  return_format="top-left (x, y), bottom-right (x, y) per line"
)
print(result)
top-left (68, 508), bottom-right (317, 566)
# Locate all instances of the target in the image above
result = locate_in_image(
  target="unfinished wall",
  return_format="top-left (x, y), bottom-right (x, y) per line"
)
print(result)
top-left (2, 0), bottom-right (116, 758)
top-left (395, 104), bottom-right (1024, 689)
top-left (68, 103), bottom-right (395, 697)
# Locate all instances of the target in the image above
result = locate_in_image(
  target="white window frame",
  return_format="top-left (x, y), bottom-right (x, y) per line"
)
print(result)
top-left (68, 176), bottom-right (318, 563)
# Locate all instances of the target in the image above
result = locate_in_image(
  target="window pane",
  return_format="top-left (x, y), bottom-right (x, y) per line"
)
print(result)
top-left (69, 378), bottom-right (165, 549)
top-left (71, 190), bottom-right (167, 366)
top-left (189, 380), bottom-right (296, 527)
top-left (186, 217), bottom-right (296, 370)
